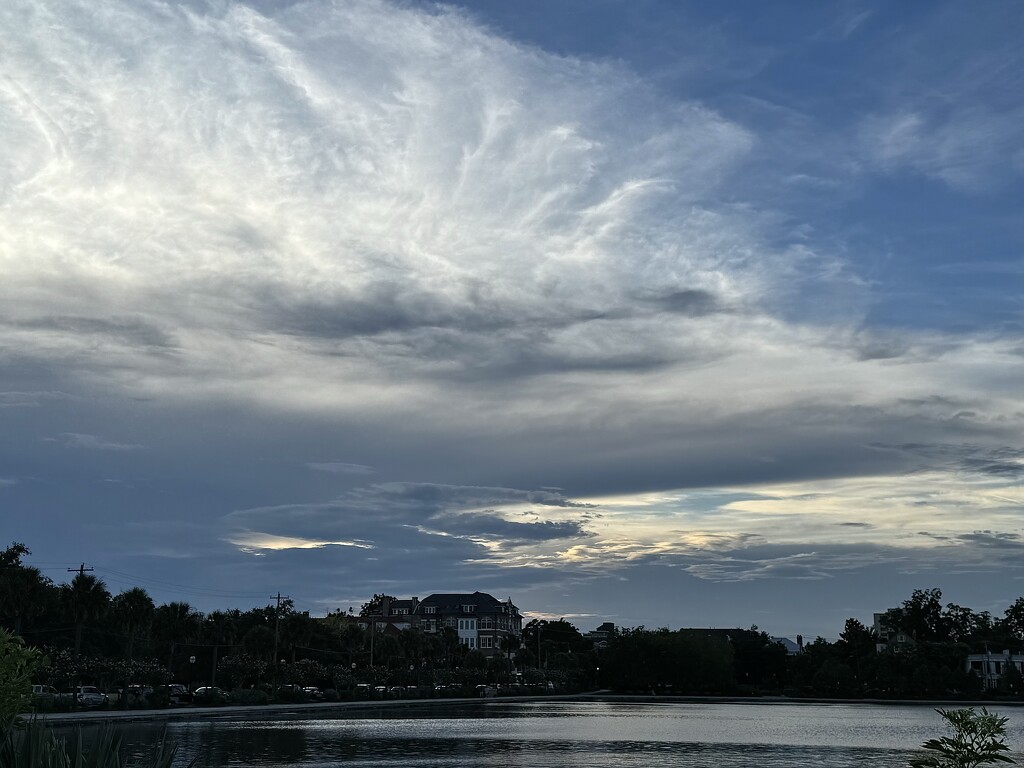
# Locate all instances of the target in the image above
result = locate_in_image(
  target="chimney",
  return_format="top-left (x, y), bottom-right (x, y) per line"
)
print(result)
top-left (381, 596), bottom-right (391, 617)
top-left (797, 634), bottom-right (804, 651)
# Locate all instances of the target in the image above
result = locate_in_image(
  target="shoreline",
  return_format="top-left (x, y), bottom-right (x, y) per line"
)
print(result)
top-left (33, 692), bottom-right (1024, 726)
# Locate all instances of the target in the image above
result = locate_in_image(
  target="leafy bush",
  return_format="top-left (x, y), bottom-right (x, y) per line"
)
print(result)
top-left (322, 689), bottom-right (340, 702)
top-left (274, 686), bottom-right (308, 703)
top-left (0, 630), bottom-right (40, 721)
top-left (910, 708), bottom-right (1015, 768)
top-left (145, 688), bottom-right (170, 709)
top-left (228, 688), bottom-right (269, 706)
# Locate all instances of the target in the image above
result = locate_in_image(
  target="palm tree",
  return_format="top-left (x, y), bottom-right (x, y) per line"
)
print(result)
top-left (111, 587), bottom-right (155, 660)
top-left (0, 564), bottom-right (55, 635)
top-left (152, 602), bottom-right (202, 675)
top-left (241, 625), bottom-right (275, 662)
top-left (61, 573), bottom-right (111, 656)
top-left (283, 611), bottom-right (317, 663)
top-left (0, 542), bottom-right (57, 635)
top-left (500, 634), bottom-right (521, 676)
top-left (202, 609), bottom-right (241, 687)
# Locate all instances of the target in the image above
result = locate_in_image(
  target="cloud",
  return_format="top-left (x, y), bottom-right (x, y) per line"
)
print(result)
top-left (53, 433), bottom-right (142, 451)
top-left (0, 391), bottom-right (76, 408)
top-left (861, 108), bottom-right (1024, 192)
top-left (229, 532), bottom-right (375, 553)
top-left (1, 0), bottom-right (1019, 480)
top-left (955, 531), bottom-right (1024, 551)
top-left (307, 462), bottom-right (375, 475)
top-left (225, 482), bottom-right (595, 559)
top-left (0, 0), bottom-right (847, 415)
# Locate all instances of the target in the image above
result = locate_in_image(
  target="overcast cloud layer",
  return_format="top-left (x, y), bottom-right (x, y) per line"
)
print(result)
top-left (1, 0), bottom-right (1022, 637)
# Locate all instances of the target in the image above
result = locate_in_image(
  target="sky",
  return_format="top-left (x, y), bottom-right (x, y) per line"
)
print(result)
top-left (1, 0), bottom-right (1022, 640)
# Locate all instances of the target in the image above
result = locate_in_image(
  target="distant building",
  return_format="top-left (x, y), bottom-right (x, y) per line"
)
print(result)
top-left (357, 596), bottom-right (417, 635)
top-left (966, 650), bottom-right (1024, 690)
top-left (357, 591), bottom-right (523, 657)
top-left (873, 613), bottom-right (915, 653)
top-left (413, 592), bottom-right (522, 656)
top-left (770, 637), bottom-right (802, 655)
top-left (586, 622), bottom-right (615, 649)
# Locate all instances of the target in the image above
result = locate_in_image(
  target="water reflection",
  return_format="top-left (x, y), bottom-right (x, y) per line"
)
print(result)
top-left (102, 701), bottom-right (1024, 768)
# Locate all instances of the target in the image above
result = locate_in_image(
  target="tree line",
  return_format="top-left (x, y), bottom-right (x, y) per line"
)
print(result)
top-left (4, 543), bottom-right (1024, 701)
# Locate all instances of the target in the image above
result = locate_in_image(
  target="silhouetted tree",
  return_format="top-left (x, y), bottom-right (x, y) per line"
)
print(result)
top-left (1001, 597), bottom-right (1024, 641)
top-left (111, 587), bottom-right (155, 660)
top-left (359, 594), bottom-right (397, 616)
top-left (0, 543), bottom-right (55, 635)
top-left (883, 588), bottom-right (947, 641)
top-left (61, 573), bottom-right (111, 655)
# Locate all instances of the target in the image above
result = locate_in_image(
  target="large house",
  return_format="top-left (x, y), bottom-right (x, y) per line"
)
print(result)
top-left (359, 592), bottom-right (523, 657)
top-left (966, 650), bottom-right (1024, 690)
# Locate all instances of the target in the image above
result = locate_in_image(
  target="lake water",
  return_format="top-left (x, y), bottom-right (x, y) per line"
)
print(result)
top-left (115, 700), bottom-right (1024, 767)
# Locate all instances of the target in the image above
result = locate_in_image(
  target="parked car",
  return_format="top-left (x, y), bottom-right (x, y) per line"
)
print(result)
top-left (165, 683), bottom-right (192, 704)
top-left (123, 684), bottom-right (153, 697)
top-left (302, 686), bottom-right (323, 700)
top-left (30, 685), bottom-right (59, 705)
top-left (62, 686), bottom-right (108, 707)
top-left (192, 686), bottom-right (228, 705)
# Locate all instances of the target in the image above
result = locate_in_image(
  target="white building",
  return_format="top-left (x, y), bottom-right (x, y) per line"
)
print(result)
top-left (966, 650), bottom-right (1024, 690)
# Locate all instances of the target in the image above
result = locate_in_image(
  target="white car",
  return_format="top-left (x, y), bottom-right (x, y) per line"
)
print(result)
top-left (67, 686), bottom-right (108, 707)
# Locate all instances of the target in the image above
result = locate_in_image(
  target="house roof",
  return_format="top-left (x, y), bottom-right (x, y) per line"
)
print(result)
top-left (416, 591), bottom-right (518, 615)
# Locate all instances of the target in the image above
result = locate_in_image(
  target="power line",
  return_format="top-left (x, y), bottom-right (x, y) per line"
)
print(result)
top-left (92, 566), bottom-right (272, 600)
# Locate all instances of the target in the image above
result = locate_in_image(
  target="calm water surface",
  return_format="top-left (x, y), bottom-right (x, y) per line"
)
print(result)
top-left (114, 700), bottom-right (1024, 768)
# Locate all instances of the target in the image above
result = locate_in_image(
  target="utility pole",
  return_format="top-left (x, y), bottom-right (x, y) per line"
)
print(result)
top-left (66, 564), bottom-right (94, 709)
top-left (271, 593), bottom-right (289, 695)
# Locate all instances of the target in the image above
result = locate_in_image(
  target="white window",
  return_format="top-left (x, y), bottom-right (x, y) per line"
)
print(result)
top-left (469, 637), bottom-right (476, 649)
top-left (480, 636), bottom-right (492, 649)
top-left (424, 606), bottom-right (436, 614)
top-left (462, 604), bottom-right (476, 613)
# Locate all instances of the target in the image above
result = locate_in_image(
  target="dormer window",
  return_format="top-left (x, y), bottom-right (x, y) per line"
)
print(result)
top-left (424, 606), bottom-right (436, 614)
top-left (462, 604), bottom-right (476, 613)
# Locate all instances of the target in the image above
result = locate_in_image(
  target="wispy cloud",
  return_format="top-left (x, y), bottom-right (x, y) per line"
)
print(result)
top-left (229, 533), bottom-right (375, 553)
top-left (307, 462), bottom-right (375, 475)
top-left (52, 433), bottom-right (142, 451)
top-left (861, 108), bottom-right (1024, 192)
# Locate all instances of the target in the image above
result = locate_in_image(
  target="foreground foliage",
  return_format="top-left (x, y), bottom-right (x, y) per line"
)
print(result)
top-left (1, 629), bottom-right (40, 721)
top-left (910, 708), bottom-right (1015, 768)
top-left (0, 720), bottom-right (195, 768)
